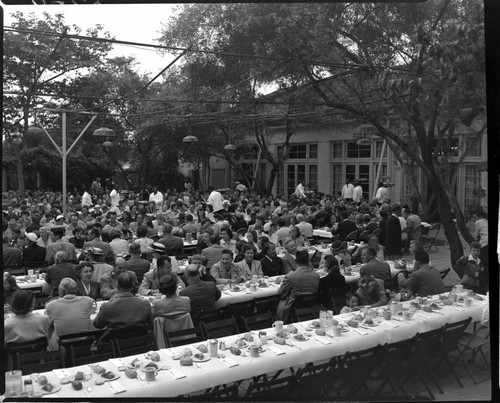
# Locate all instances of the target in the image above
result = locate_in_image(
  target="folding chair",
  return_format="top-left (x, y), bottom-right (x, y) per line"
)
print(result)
top-left (5, 337), bottom-right (48, 371)
top-left (153, 312), bottom-right (194, 348)
top-left (336, 344), bottom-right (383, 399)
top-left (424, 223), bottom-right (441, 252)
top-left (226, 299), bottom-right (256, 330)
top-left (455, 322), bottom-right (490, 384)
top-left (433, 317), bottom-right (473, 388)
top-left (201, 315), bottom-right (239, 339)
top-left (115, 333), bottom-right (157, 357)
top-left (358, 230), bottom-right (372, 242)
top-left (241, 311), bottom-right (274, 333)
top-left (194, 383), bottom-right (239, 398)
top-left (254, 295), bottom-right (280, 320)
top-left (16, 350), bottom-right (64, 375)
top-left (59, 329), bottom-right (105, 367)
top-left (291, 305), bottom-right (321, 323)
top-left (101, 324), bottom-right (150, 343)
top-left (244, 374), bottom-right (297, 398)
top-left (198, 306), bottom-right (230, 324)
top-left (70, 342), bottom-right (115, 366)
top-left (294, 358), bottom-right (336, 399)
top-left (411, 224), bottom-right (424, 242)
top-left (164, 325), bottom-right (205, 347)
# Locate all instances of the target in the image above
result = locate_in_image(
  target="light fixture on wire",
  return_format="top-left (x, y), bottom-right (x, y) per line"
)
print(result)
top-left (92, 123), bottom-right (116, 150)
top-left (353, 123), bottom-right (377, 146)
top-left (27, 125), bottom-right (44, 134)
top-left (224, 143), bottom-right (236, 151)
top-left (182, 134), bottom-right (198, 143)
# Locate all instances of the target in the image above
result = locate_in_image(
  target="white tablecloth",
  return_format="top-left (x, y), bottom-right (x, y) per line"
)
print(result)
top-left (25, 293), bottom-right (487, 398)
top-left (14, 277), bottom-right (50, 293)
top-left (313, 229), bottom-right (333, 238)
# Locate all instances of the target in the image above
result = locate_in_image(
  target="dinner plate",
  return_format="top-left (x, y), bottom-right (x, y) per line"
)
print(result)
top-left (292, 334), bottom-right (310, 342)
top-left (246, 346), bottom-right (266, 353)
top-left (192, 354), bottom-right (211, 362)
top-left (71, 373), bottom-right (92, 382)
top-left (258, 283), bottom-right (269, 288)
top-left (234, 339), bottom-right (249, 349)
top-left (363, 321), bottom-right (379, 327)
top-left (100, 373), bottom-right (120, 382)
top-left (39, 385), bottom-right (62, 395)
top-left (230, 287), bottom-right (243, 292)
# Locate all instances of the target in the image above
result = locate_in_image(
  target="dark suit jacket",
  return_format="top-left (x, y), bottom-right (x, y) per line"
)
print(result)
top-left (333, 219), bottom-right (358, 241)
top-left (46, 262), bottom-right (78, 296)
top-left (22, 244), bottom-right (46, 265)
top-left (158, 234), bottom-right (184, 254)
top-left (179, 279), bottom-right (221, 324)
top-left (260, 255), bottom-right (286, 277)
top-left (3, 244), bottom-right (22, 267)
top-left (201, 245), bottom-right (224, 269)
top-left (125, 257), bottom-right (151, 283)
top-left (82, 239), bottom-right (114, 263)
top-left (75, 280), bottom-right (101, 300)
top-left (385, 215), bottom-right (402, 256)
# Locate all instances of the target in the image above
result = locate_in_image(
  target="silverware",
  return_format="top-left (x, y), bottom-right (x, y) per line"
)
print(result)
top-left (358, 324), bottom-right (376, 332)
top-left (193, 363), bottom-right (205, 373)
top-left (137, 375), bottom-right (145, 386)
top-left (86, 386), bottom-right (93, 397)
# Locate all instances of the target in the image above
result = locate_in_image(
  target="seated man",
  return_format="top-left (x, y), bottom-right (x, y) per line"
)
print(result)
top-left (179, 264), bottom-right (221, 325)
top-left (125, 242), bottom-right (151, 284)
top-left (138, 255), bottom-right (185, 296)
top-left (93, 272), bottom-right (152, 341)
top-left (45, 277), bottom-right (94, 349)
top-left (318, 240), bottom-right (352, 270)
top-left (280, 239), bottom-right (298, 273)
top-left (359, 247), bottom-right (392, 287)
top-left (211, 249), bottom-right (245, 285)
top-left (275, 249), bottom-right (320, 323)
top-left (99, 257), bottom-right (138, 300)
top-left (152, 274), bottom-right (191, 319)
top-left (397, 250), bottom-right (445, 296)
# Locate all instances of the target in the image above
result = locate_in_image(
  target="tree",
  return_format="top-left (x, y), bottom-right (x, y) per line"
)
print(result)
top-left (3, 11), bottom-right (113, 193)
top-left (157, 1), bottom-right (486, 270)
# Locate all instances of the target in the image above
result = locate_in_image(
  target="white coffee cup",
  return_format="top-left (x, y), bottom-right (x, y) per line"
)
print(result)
top-left (272, 321), bottom-right (284, 333)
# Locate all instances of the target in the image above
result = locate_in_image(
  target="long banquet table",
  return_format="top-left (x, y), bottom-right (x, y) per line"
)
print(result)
top-left (21, 292), bottom-right (488, 398)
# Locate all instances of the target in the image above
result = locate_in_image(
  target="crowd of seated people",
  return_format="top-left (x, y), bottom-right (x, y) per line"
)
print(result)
top-left (3, 180), bottom-right (487, 352)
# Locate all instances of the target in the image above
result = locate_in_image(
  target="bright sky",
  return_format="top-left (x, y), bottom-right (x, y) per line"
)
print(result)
top-left (2, 3), bottom-right (181, 76)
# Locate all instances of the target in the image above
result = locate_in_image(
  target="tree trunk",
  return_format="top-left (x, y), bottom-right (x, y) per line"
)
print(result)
top-left (449, 194), bottom-right (474, 245)
top-left (15, 144), bottom-right (25, 196)
top-left (266, 165), bottom-right (280, 195)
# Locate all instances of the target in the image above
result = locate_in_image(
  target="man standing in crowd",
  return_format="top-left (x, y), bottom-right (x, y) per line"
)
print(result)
top-left (45, 251), bottom-right (78, 297)
top-left (90, 177), bottom-right (103, 201)
top-left (22, 232), bottom-right (46, 267)
top-left (385, 205), bottom-right (403, 260)
top-left (81, 186), bottom-right (92, 208)
top-left (341, 178), bottom-right (354, 201)
top-left (179, 264), bottom-right (221, 324)
top-left (375, 182), bottom-right (388, 205)
top-left (45, 226), bottom-right (77, 265)
top-left (352, 180), bottom-right (363, 204)
top-left (125, 242), bottom-right (151, 284)
top-left (109, 183), bottom-right (120, 209)
top-left (295, 180), bottom-right (306, 199)
top-left (472, 208), bottom-right (488, 293)
top-left (207, 186), bottom-right (224, 214)
top-left (149, 185), bottom-right (164, 207)
top-left (93, 272), bottom-right (152, 341)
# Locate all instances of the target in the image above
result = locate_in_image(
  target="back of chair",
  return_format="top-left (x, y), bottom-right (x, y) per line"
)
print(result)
top-left (345, 231), bottom-right (358, 242)
top-left (241, 311), bottom-right (274, 333)
top-left (227, 299), bottom-right (256, 330)
top-left (409, 327), bottom-right (444, 366)
top-left (440, 317), bottom-right (473, 356)
top-left (70, 342), bottom-right (115, 366)
top-left (245, 374), bottom-right (297, 398)
top-left (102, 324), bottom-right (149, 343)
top-left (4, 264), bottom-right (25, 276)
top-left (6, 337), bottom-right (48, 370)
top-left (59, 329), bottom-right (105, 367)
top-left (153, 312), bottom-right (194, 348)
top-left (198, 307), bottom-right (229, 324)
top-left (358, 230), bottom-right (371, 242)
top-left (165, 325), bottom-right (205, 347)
top-left (412, 224), bottom-right (424, 242)
top-left (115, 333), bottom-right (157, 357)
top-left (440, 268), bottom-right (451, 281)
top-left (254, 295), bottom-right (280, 320)
top-left (291, 305), bottom-right (321, 323)
top-left (201, 316), bottom-right (239, 339)
top-left (17, 350), bottom-right (64, 375)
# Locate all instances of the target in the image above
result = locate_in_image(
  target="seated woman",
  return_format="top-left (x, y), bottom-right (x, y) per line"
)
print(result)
top-left (259, 242), bottom-right (286, 277)
top-left (69, 226), bottom-right (85, 249)
top-left (220, 227), bottom-right (237, 254)
top-left (4, 290), bottom-right (50, 345)
top-left (233, 239), bottom-right (248, 263)
top-left (245, 230), bottom-right (259, 251)
top-left (75, 263), bottom-right (101, 300)
top-left (289, 225), bottom-right (306, 248)
top-left (152, 274), bottom-right (191, 318)
top-left (339, 292), bottom-right (360, 314)
top-left (235, 244), bottom-right (263, 281)
top-left (356, 274), bottom-right (387, 307)
top-left (318, 256), bottom-right (347, 308)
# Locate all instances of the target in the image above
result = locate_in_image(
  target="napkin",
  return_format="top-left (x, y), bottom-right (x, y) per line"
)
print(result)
top-left (313, 337), bottom-right (331, 345)
top-left (350, 328), bottom-right (369, 336)
top-left (416, 313), bottom-right (430, 320)
top-left (383, 321), bottom-right (400, 328)
top-left (106, 380), bottom-right (126, 394)
top-left (52, 368), bottom-right (71, 380)
top-left (108, 358), bottom-right (128, 367)
top-left (267, 346), bottom-right (285, 355)
top-left (449, 306), bottom-right (465, 312)
top-left (166, 368), bottom-right (186, 380)
top-left (160, 349), bottom-right (177, 358)
top-left (219, 357), bottom-right (239, 367)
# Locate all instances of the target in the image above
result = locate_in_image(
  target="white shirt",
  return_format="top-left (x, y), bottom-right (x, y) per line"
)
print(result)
top-left (341, 184), bottom-right (354, 199)
top-left (352, 185), bottom-right (363, 203)
top-left (375, 186), bottom-right (388, 203)
top-left (398, 216), bottom-right (407, 230)
top-left (207, 190), bottom-right (224, 212)
top-left (109, 189), bottom-right (120, 208)
top-left (81, 191), bottom-right (92, 207)
top-left (149, 191), bottom-right (164, 205)
top-left (295, 183), bottom-right (306, 198)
